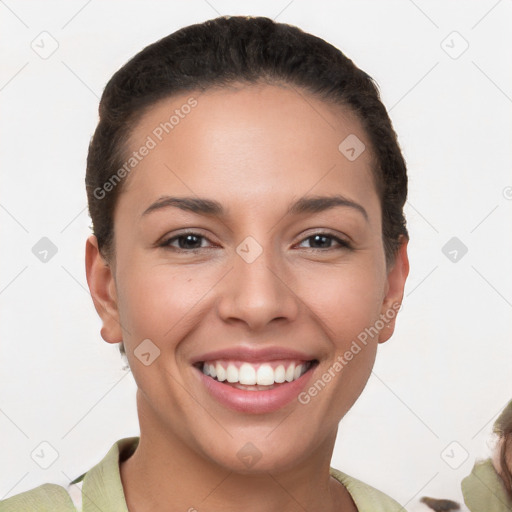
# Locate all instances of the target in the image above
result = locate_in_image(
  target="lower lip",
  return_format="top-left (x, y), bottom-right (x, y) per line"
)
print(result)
top-left (195, 365), bottom-right (316, 414)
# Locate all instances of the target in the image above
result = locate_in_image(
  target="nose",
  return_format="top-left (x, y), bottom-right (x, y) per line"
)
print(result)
top-left (216, 243), bottom-right (300, 332)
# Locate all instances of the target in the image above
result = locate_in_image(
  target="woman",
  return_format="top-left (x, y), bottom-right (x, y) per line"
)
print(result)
top-left (462, 399), bottom-right (512, 511)
top-left (0, 15), bottom-right (410, 511)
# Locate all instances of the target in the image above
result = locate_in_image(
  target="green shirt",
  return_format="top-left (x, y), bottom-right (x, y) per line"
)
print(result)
top-left (461, 457), bottom-right (512, 511)
top-left (461, 399), bottom-right (512, 511)
top-left (0, 436), bottom-right (404, 511)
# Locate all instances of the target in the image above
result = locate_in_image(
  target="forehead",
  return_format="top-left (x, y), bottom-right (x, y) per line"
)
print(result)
top-left (117, 84), bottom-right (380, 225)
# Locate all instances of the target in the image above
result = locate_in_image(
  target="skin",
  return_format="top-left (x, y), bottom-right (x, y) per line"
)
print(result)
top-left (86, 83), bottom-right (409, 512)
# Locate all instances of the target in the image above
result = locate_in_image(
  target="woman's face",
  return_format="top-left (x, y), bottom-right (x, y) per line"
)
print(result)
top-left (87, 83), bottom-right (408, 473)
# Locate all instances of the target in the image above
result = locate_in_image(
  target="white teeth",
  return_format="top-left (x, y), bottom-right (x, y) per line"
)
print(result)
top-left (256, 364), bottom-right (274, 385)
top-left (239, 363), bottom-right (257, 385)
top-left (216, 362), bottom-right (226, 381)
top-left (274, 365), bottom-right (286, 383)
top-left (226, 363), bottom-right (238, 383)
top-left (202, 361), bottom-right (311, 386)
top-left (285, 364), bottom-right (295, 382)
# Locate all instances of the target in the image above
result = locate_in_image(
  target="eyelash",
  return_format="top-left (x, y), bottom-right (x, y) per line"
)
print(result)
top-left (159, 230), bottom-right (352, 253)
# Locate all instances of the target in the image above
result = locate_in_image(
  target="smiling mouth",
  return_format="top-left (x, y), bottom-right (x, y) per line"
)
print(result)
top-left (194, 359), bottom-right (318, 391)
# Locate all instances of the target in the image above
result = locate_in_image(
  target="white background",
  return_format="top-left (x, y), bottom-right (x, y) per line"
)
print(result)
top-left (1, 1), bottom-right (511, 510)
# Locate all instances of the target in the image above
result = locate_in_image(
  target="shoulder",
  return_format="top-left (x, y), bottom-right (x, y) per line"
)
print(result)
top-left (330, 467), bottom-right (405, 512)
top-left (0, 436), bottom-right (138, 512)
top-left (0, 482), bottom-right (76, 512)
top-left (461, 457), bottom-right (512, 512)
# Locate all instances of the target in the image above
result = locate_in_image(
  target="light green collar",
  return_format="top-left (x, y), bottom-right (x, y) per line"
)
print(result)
top-left (79, 436), bottom-right (137, 512)
top-left (462, 458), bottom-right (512, 512)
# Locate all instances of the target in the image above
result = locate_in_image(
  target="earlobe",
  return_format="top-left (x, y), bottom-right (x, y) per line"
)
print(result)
top-left (378, 237), bottom-right (410, 344)
top-left (85, 235), bottom-right (123, 344)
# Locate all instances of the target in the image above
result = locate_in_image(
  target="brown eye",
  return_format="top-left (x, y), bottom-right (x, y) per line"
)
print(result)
top-left (297, 233), bottom-right (351, 250)
top-left (160, 232), bottom-right (212, 251)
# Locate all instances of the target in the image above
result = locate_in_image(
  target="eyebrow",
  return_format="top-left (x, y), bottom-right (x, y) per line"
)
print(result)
top-left (141, 194), bottom-right (368, 222)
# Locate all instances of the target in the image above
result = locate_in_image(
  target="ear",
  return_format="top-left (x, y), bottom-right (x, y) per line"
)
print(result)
top-left (85, 235), bottom-right (123, 344)
top-left (378, 237), bottom-right (410, 344)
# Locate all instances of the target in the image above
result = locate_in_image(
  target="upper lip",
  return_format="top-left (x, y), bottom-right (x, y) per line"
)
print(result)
top-left (191, 346), bottom-right (317, 365)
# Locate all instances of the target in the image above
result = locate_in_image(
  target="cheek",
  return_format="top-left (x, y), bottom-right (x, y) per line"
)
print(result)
top-left (114, 265), bottom-right (209, 396)
top-left (115, 261), bottom-right (216, 344)
top-left (297, 259), bottom-right (386, 341)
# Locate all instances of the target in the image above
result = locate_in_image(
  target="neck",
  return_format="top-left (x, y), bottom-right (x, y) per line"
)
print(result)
top-left (119, 394), bottom-right (357, 512)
